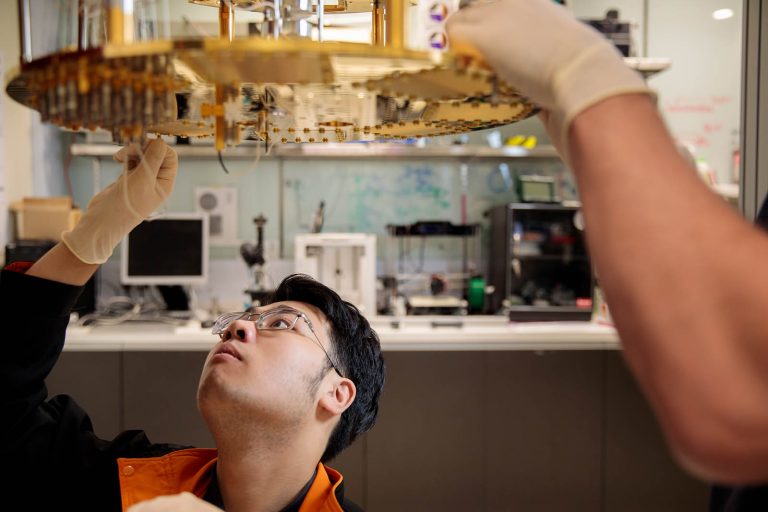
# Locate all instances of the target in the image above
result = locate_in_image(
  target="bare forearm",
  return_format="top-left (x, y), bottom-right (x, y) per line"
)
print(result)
top-left (568, 94), bottom-right (768, 481)
top-left (27, 243), bottom-right (99, 286)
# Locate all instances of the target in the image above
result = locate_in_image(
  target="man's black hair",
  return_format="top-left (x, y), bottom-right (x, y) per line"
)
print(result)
top-left (269, 273), bottom-right (386, 462)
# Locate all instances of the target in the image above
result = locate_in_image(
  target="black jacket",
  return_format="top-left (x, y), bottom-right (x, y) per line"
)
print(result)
top-left (0, 268), bottom-right (191, 510)
top-left (0, 267), bottom-right (361, 511)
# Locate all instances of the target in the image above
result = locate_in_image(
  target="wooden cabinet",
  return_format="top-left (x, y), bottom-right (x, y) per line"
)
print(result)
top-left (46, 352), bottom-right (122, 440)
top-left (603, 352), bottom-right (709, 512)
top-left (366, 352), bottom-right (487, 511)
top-left (122, 352), bottom-right (213, 447)
top-left (484, 351), bottom-right (603, 512)
top-left (46, 350), bottom-right (710, 511)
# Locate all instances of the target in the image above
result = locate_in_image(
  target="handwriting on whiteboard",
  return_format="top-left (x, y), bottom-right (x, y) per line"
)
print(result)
top-left (663, 95), bottom-right (735, 149)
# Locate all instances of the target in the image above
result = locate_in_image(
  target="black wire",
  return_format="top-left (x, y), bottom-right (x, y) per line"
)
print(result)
top-left (217, 151), bottom-right (230, 174)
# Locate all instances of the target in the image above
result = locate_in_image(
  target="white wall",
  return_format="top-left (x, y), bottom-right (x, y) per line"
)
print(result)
top-left (649, 0), bottom-right (742, 183)
top-left (573, 0), bottom-right (742, 183)
top-left (0, 2), bottom-right (33, 206)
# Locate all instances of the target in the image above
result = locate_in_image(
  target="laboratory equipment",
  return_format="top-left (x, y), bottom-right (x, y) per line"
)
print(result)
top-left (240, 214), bottom-right (273, 306)
top-left (487, 203), bottom-right (593, 321)
top-left (516, 174), bottom-right (559, 203)
top-left (121, 212), bottom-right (209, 286)
top-left (6, 0), bottom-right (540, 149)
top-left (582, 9), bottom-right (632, 57)
top-left (295, 233), bottom-right (376, 315)
top-left (384, 221), bottom-right (480, 315)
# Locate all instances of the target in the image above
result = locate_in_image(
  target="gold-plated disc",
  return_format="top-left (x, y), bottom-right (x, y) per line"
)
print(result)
top-left (4, 37), bottom-right (539, 144)
top-left (359, 65), bottom-right (522, 102)
top-left (423, 101), bottom-right (534, 124)
top-left (148, 120), bottom-right (215, 137)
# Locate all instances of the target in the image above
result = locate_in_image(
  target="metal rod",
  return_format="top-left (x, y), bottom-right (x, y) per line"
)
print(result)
top-left (372, 0), bottom-right (384, 46)
top-left (78, 0), bottom-right (86, 51)
top-left (317, 0), bottom-right (324, 41)
top-left (385, 0), bottom-right (404, 49)
top-left (278, 158), bottom-right (285, 259)
top-left (214, 1), bottom-right (235, 151)
top-left (642, 0), bottom-right (649, 58)
top-left (219, 0), bottom-right (235, 41)
top-left (214, 91), bottom-right (226, 151)
top-left (107, 0), bottom-right (125, 44)
top-left (162, 0), bottom-right (171, 39)
top-left (92, 157), bottom-right (103, 195)
top-left (17, 0), bottom-right (32, 64)
top-left (272, 0), bottom-right (282, 38)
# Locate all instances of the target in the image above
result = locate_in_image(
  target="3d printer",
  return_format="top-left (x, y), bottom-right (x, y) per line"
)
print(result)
top-left (382, 220), bottom-right (481, 316)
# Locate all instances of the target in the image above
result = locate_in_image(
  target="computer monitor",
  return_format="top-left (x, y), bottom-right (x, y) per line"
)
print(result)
top-left (121, 213), bottom-right (209, 286)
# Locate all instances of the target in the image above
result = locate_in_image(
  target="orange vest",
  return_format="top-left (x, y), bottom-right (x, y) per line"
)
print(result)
top-left (117, 448), bottom-right (345, 511)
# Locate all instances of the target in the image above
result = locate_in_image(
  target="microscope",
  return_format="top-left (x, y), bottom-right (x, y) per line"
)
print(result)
top-left (240, 214), bottom-right (273, 307)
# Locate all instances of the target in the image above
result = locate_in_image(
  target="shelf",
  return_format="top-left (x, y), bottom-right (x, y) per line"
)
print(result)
top-left (387, 222), bottom-right (479, 237)
top-left (69, 142), bottom-right (562, 161)
top-left (624, 57), bottom-right (672, 78)
top-left (712, 183), bottom-right (739, 200)
top-left (511, 254), bottom-right (589, 262)
top-left (507, 305), bottom-right (591, 313)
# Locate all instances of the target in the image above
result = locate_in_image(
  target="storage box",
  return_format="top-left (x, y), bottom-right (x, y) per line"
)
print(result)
top-left (11, 197), bottom-right (82, 241)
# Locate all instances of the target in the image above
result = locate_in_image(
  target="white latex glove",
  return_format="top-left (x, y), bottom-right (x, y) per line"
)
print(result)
top-left (127, 492), bottom-right (223, 512)
top-left (61, 139), bottom-right (178, 264)
top-left (446, 0), bottom-right (653, 152)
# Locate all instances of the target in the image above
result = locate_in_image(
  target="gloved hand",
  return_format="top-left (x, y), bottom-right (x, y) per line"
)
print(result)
top-left (61, 139), bottom-right (178, 264)
top-left (128, 492), bottom-right (223, 512)
top-left (446, 0), bottom-right (653, 152)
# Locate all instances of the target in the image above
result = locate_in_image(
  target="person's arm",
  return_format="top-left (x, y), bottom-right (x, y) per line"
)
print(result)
top-left (0, 139), bottom-right (177, 448)
top-left (29, 139), bottom-right (177, 286)
top-left (26, 243), bottom-right (98, 286)
top-left (447, 0), bottom-right (768, 483)
top-left (568, 95), bottom-right (768, 483)
top-left (0, 266), bottom-right (86, 448)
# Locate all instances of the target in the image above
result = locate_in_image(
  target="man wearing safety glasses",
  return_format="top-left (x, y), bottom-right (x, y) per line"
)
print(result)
top-left (0, 139), bottom-right (385, 512)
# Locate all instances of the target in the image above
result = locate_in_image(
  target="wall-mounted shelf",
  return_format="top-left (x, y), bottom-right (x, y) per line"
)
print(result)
top-left (712, 183), bottom-right (739, 201)
top-left (624, 57), bottom-right (672, 78)
top-left (69, 143), bottom-right (562, 161)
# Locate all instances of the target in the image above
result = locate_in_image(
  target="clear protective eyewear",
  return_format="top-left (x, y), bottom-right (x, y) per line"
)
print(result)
top-left (212, 307), bottom-right (344, 378)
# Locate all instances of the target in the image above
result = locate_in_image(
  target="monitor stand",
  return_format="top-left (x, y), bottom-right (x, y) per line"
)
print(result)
top-left (157, 285), bottom-right (190, 311)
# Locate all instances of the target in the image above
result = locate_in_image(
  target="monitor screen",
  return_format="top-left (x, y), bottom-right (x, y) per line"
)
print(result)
top-left (121, 213), bottom-right (209, 286)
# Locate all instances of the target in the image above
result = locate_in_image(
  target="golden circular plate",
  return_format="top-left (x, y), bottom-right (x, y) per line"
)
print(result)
top-left (5, 38), bottom-right (540, 144)
top-left (423, 101), bottom-right (535, 124)
top-left (148, 120), bottom-right (215, 137)
top-left (358, 66), bottom-right (516, 102)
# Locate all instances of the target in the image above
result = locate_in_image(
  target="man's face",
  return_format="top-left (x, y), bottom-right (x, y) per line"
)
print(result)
top-left (197, 301), bottom-right (337, 428)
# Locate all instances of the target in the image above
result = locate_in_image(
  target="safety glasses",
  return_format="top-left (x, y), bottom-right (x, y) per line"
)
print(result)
top-left (212, 307), bottom-right (344, 378)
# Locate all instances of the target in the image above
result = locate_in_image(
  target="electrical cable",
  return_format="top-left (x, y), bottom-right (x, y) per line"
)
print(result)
top-left (77, 289), bottom-right (195, 327)
top-left (217, 150), bottom-right (231, 174)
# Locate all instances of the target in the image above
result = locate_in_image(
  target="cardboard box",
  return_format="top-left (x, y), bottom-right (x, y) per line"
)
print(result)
top-left (11, 197), bottom-right (82, 241)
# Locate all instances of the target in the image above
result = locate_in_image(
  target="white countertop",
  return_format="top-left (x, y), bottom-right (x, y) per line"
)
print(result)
top-left (64, 317), bottom-right (620, 352)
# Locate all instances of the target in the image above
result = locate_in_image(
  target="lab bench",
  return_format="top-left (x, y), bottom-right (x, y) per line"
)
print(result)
top-left (49, 319), bottom-right (709, 511)
top-left (62, 317), bottom-right (619, 351)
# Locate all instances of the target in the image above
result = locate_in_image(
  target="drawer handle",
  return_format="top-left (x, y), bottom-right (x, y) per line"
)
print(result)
top-left (431, 320), bottom-right (464, 328)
